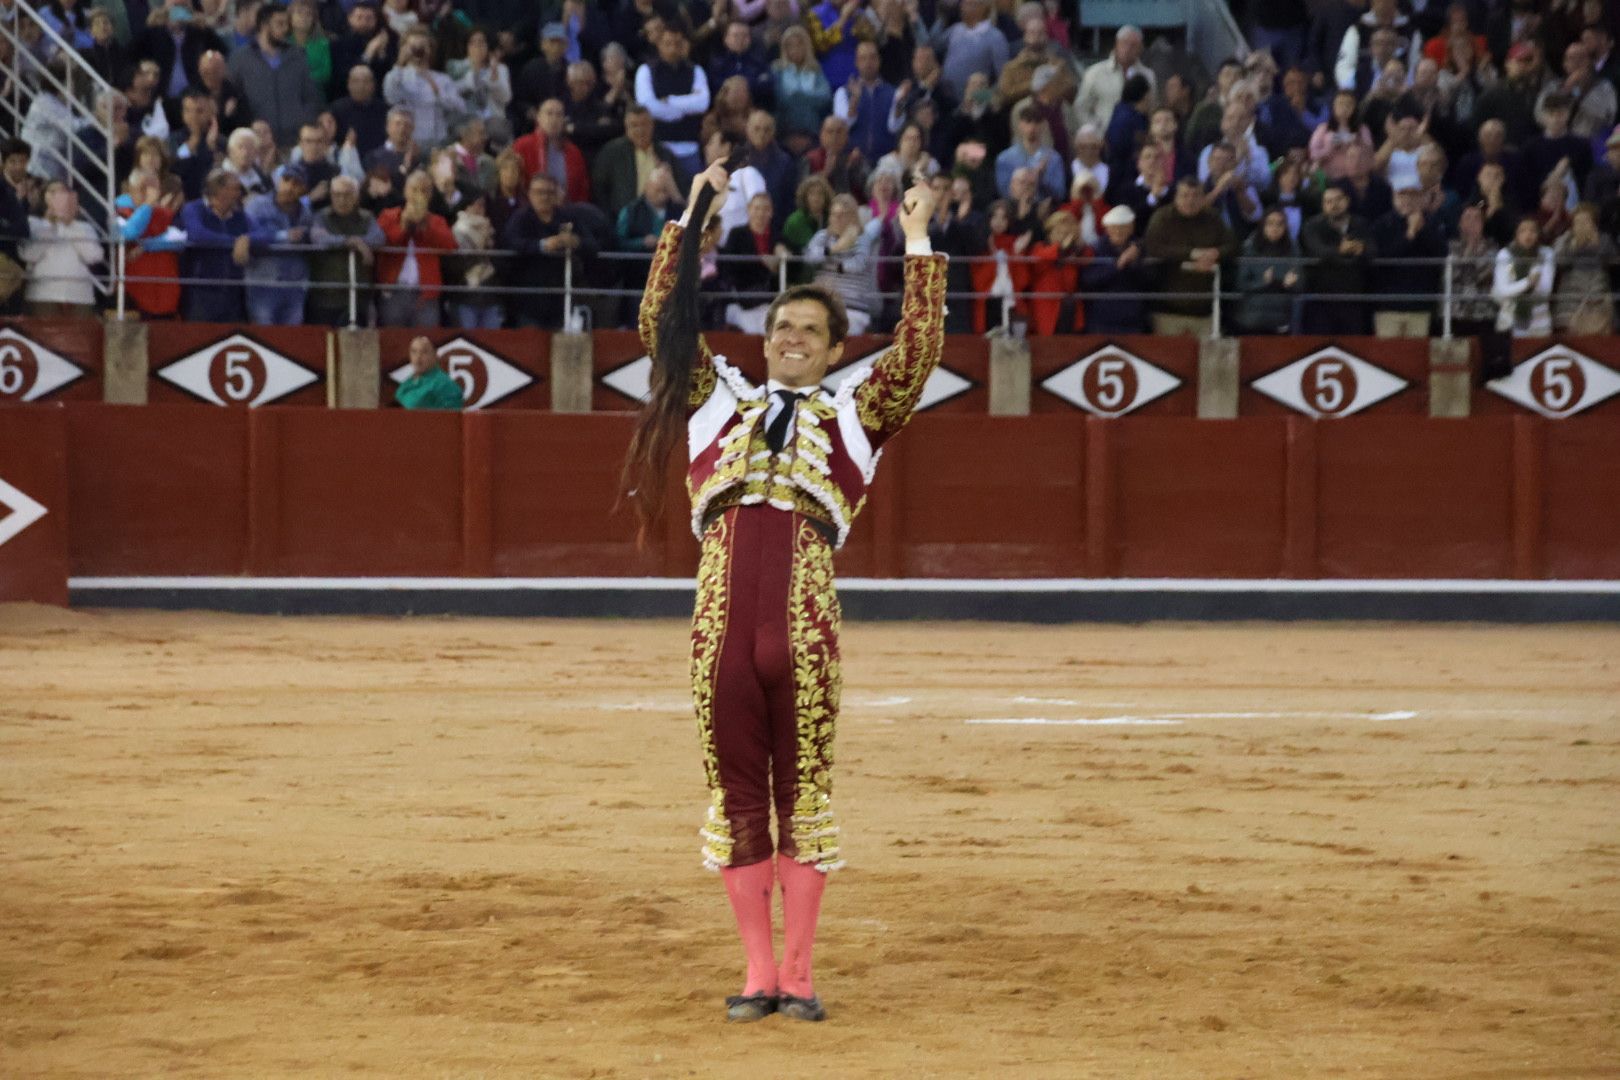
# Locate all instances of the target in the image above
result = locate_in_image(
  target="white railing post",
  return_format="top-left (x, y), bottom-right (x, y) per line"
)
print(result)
top-left (1441, 253), bottom-right (1453, 339)
top-left (1210, 261), bottom-right (1222, 339)
top-left (562, 248), bottom-right (573, 330)
top-left (778, 252), bottom-right (788, 292)
top-left (347, 248), bottom-right (358, 327)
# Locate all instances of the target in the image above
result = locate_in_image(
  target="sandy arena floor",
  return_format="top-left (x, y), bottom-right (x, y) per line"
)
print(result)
top-left (1, 605), bottom-right (1617, 1079)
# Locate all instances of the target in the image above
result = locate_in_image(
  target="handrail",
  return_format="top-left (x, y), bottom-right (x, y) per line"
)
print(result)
top-left (1, 0), bottom-right (120, 308)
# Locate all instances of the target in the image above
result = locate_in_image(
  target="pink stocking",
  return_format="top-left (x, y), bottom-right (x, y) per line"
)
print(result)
top-left (720, 859), bottom-right (778, 996)
top-left (776, 855), bottom-right (827, 999)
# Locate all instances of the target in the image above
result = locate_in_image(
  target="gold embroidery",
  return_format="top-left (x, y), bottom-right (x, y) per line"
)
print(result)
top-left (639, 222), bottom-right (716, 409)
top-left (691, 513), bottom-right (734, 869)
top-left (855, 255), bottom-right (947, 436)
top-left (787, 518), bottom-right (844, 871)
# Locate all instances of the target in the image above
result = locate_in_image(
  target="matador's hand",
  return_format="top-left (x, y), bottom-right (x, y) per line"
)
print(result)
top-left (680, 162), bottom-right (729, 230)
top-left (899, 181), bottom-right (935, 242)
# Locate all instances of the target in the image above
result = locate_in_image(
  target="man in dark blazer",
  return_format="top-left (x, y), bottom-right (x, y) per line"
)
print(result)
top-left (590, 105), bottom-right (683, 223)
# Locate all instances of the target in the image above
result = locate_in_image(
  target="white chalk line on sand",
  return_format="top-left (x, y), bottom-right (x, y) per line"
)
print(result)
top-left (968, 709), bottom-right (1419, 726)
top-left (967, 717), bottom-right (1187, 726)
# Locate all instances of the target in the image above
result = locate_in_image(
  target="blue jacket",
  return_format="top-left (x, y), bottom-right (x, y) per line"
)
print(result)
top-left (244, 193), bottom-right (315, 288)
top-left (1079, 234), bottom-right (1151, 334)
top-left (177, 197), bottom-right (250, 320)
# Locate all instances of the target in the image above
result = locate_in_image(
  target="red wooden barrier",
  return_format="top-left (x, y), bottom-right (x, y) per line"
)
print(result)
top-left (0, 406), bottom-right (69, 603)
top-left (44, 407), bottom-right (1620, 583)
top-left (65, 404), bottom-right (248, 574)
top-left (1314, 416), bottom-right (1515, 578)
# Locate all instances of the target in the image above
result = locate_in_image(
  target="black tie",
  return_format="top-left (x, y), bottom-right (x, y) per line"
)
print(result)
top-left (765, 389), bottom-right (804, 453)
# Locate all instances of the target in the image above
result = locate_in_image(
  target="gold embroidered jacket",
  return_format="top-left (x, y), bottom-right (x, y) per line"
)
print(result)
top-left (638, 221), bottom-right (948, 548)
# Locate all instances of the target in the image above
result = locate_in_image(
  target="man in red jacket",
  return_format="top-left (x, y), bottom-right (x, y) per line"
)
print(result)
top-left (512, 98), bottom-right (591, 204)
top-left (375, 170), bottom-right (457, 326)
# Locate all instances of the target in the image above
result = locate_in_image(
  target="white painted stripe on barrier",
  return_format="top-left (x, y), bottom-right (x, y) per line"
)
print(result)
top-left (67, 576), bottom-right (1620, 594)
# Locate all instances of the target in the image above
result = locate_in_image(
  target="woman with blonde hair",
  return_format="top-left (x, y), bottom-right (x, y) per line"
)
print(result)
top-left (1026, 208), bottom-right (1083, 335)
top-left (805, 191), bottom-right (878, 333)
top-left (772, 25), bottom-right (831, 155)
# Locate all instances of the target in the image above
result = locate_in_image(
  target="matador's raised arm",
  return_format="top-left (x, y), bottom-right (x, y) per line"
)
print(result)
top-left (638, 220), bottom-right (718, 411)
top-left (853, 240), bottom-right (949, 447)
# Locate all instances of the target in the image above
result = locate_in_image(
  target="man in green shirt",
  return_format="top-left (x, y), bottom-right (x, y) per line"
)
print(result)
top-left (395, 336), bottom-right (465, 410)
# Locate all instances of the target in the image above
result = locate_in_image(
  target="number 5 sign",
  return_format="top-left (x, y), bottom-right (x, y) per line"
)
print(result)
top-left (1487, 345), bottom-right (1620, 418)
top-left (1250, 345), bottom-right (1408, 418)
top-left (1040, 346), bottom-right (1183, 417)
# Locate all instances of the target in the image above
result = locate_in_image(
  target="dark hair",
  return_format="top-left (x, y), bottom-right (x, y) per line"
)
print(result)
top-left (257, 3), bottom-right (286, 31)
top-left (1331, 89), bottom-right (1361, 130)
top-left (621, 152), bottom-right (745, 540)
top-left (1121, 73), bottom-right (1151, 105)
top-left (0, 138), bottom-right (29, 160)
top-left (624, 103), bottom-right (651, 120)
top-left (765, 284), bottom-right (849, 344)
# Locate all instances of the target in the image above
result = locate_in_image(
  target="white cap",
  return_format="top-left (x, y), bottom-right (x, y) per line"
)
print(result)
top-left (1102, 205), bottom-right (1136, 227)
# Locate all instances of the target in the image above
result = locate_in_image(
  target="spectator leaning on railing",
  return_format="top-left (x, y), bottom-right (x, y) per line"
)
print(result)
top-left (243, 162), bottom-right (315, 326)
top-left (117, 167), bottom-right (187, 320)
top-left (308, 174), bottom-right (386, 327)
top-left (1143, 176), bottom-right (1236, 338)
top-left (500, 172), bottom-right (593, 330)
top-left (177, 169), bottom-right (252, 322)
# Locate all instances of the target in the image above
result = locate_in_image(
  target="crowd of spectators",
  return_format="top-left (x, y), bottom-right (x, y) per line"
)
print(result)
top-left (0, 0), bottom-right (1615, 338)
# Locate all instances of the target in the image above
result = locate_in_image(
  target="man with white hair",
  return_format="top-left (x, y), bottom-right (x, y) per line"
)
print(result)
top-left (1076, 25), bottom-right (1155, 130)
top-left (1080, 203), bottom-right (1151, 333)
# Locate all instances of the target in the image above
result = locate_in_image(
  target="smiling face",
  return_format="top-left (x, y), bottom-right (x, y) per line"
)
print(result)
top-left (764, 298), bottom-right (844, 387)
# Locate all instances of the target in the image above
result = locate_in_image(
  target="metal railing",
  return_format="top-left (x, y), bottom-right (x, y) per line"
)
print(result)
top-left (18, 235), bottom-right (1617, 338)
top-left (0, 0), bottom-right (120, 302)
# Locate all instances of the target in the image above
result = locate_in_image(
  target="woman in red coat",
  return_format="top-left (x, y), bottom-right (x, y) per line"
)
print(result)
top-left (1026, 209), bottom-right (1084, 335)
top-left (376, 170), bottom-right (458, 326)
top-left (972, 199), bottom-right (1033, 333)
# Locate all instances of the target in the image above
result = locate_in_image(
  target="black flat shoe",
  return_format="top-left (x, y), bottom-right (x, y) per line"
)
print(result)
top-left (777, 993), bottom-right (826, 1022)
top-left (725, 992), bottom-right (778, 1022)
